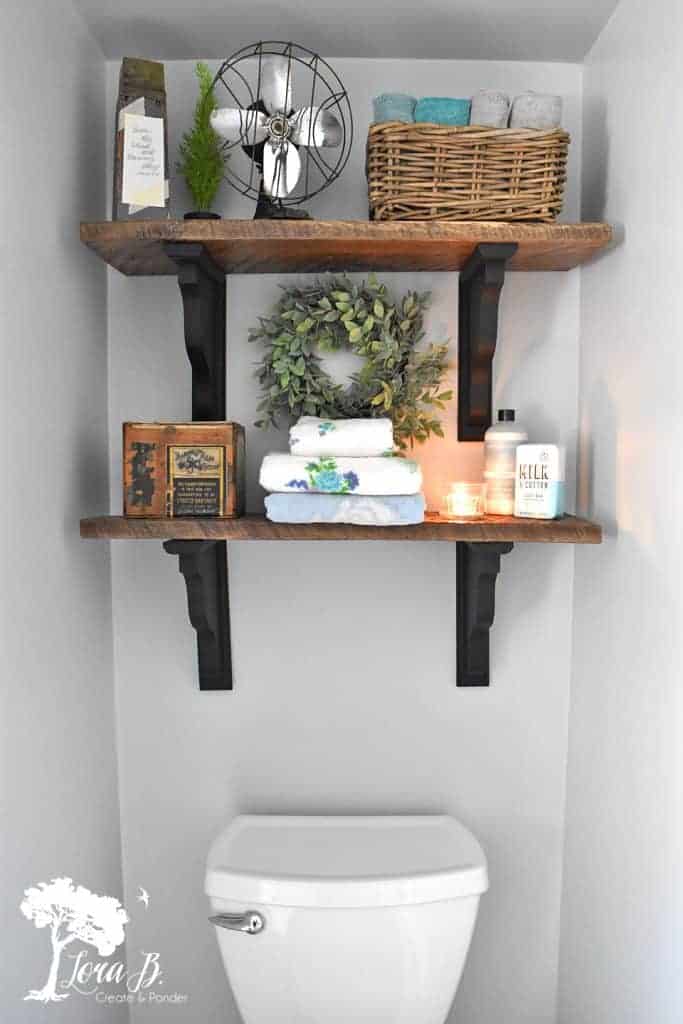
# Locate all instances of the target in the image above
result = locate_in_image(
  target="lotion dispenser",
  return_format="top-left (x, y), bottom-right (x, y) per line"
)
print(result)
top-left (484, 409), bottom-right (528, 515)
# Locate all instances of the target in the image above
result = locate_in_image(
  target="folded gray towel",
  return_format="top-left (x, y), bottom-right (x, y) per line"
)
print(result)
top-left (509, 92), bottom-right (562, 130)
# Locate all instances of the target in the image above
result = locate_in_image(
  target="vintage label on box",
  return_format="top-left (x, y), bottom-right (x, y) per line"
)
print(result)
top-left (123, 422), bottom-right (246, 518)
top-left (167, 446), bottom-right (225, 516)
top-left (121, 112), bottom-right (166, 210)
top-left (127, 439), bottom-right (159, 511)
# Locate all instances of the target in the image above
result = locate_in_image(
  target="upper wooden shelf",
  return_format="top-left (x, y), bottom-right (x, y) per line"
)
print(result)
top-left (80, 512), bottom-right (602, 544)
top-left (80, 220), bottom-right (613, 276)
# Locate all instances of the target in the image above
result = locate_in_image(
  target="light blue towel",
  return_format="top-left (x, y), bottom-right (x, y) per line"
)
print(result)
top-left (373, 93), bottom-right (417, 123)
top-left (415, 97), bottom-right (471, 126)
top-left (265, 493), bottom-right (425, 527)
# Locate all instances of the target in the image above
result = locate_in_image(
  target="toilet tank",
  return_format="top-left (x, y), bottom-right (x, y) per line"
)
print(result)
top-left (206, 816), bottom-right (488, 1024)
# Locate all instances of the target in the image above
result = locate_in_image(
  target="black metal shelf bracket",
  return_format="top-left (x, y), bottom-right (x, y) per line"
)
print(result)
top-left (163, 539), bottom-right (231, 690)
top-left (162, 242), bottom-right (232, 691)
top-left (458, 243), bottom-right (518, 441)
top-left (165, 242), bottom-right (226, 420)
top-left (456, 542), bottom-right (513, 687)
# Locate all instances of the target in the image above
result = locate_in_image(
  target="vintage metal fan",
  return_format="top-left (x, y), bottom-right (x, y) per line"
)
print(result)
top-left (210, 42), bottom-right (353, 219)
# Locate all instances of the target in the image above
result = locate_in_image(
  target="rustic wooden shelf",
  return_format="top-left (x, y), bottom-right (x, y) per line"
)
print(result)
top-left (80, 219), bottom-right (612, 276)
top-left (81, 512), bottom-right (601, 544)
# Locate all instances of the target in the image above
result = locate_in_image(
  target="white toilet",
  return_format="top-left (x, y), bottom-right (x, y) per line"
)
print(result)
top-left (206, 814), bottom-right (488, 1023)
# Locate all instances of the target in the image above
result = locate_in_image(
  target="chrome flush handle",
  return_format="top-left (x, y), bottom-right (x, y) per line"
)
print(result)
top-left (210, 911), bottom-right (265, 935)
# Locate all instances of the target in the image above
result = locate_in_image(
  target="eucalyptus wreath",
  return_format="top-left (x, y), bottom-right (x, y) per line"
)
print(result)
top-left (249, 275), bottom-right (452, 449)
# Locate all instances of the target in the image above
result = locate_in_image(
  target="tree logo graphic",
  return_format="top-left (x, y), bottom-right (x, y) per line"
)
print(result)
top-left (20, 877), bottom-right (128, 1003)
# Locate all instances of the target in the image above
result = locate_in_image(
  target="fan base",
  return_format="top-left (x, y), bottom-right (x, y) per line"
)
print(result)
top-left (254, 195), bottom-right (312, 220)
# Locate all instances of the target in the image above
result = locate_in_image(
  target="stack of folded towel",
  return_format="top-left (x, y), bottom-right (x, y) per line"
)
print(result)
top-left (373, 90), bottom-right (562, 130)
top-left (260, 417), bottom-right (426, 526)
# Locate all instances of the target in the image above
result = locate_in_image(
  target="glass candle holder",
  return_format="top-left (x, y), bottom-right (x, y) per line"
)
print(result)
top-left (442, 482), bottom-right (486, 519)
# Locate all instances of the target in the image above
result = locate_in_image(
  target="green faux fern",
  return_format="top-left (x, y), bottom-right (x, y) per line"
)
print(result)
top-left (177, 62), bottom-right (225, 211)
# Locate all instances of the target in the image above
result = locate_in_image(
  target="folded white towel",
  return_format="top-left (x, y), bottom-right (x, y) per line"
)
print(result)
top-left (259, 453), bottom-right (422, 495)
top-left (470, 90), bottom-right (510, 128)
top-left (289, 416), bottom-right (394, 457)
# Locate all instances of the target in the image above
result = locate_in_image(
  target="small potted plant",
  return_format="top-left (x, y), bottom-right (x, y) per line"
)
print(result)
top-left (177, 62), bottom-right (226, 219)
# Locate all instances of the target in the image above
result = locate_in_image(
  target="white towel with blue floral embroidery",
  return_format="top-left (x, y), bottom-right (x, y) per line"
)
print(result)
top-left (259, 453), bottom-right (422, 495)
top-left (288, 416), bottom-right (394, 457)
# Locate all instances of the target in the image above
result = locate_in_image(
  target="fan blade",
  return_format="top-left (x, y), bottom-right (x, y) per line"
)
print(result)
top-left (210, 108), bottom-right (267, 144)
top-left (261, 54), bottom-right (293, 115)
top-left (263, 140), bottom-right (301, 198)
top-left (290, 107), bottom-right (342, 148)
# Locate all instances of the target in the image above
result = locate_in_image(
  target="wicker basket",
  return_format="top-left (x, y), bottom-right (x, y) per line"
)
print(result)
top-left (367, 122), bottom-right (570, 222)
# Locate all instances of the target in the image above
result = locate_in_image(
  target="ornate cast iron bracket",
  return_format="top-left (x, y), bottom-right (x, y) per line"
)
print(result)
top-left (164, 242), bottom-right (226, 420)
top-left (457, 542), bottom-right (513, 687)
top-left (163, 540), bottom-right (231, 691)
top-left (162, 243), bottom-right (232, 691)
top-left (458, 243), bottom-right (518, 441)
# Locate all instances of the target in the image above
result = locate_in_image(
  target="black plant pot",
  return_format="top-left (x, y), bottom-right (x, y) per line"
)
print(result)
top-left (184, 211), bottom-right (221, 220)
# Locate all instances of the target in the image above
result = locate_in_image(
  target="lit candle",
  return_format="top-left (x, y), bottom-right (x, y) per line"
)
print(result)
top-left (443, 482), bottom-right (485, 519)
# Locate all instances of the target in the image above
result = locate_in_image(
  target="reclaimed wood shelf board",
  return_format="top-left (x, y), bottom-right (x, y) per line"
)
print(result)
top-left (80, 220), bottom-right (613, 276)
top-left (80, 512), bottom-right (602, 544)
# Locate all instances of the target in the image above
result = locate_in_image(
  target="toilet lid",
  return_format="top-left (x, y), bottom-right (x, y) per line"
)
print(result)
top-left (205, 815), bottom-right (488, 908)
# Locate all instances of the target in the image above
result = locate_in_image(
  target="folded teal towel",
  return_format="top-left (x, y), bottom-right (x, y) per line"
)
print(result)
top-left (373, 93), bottom-right (416, 123)
top-left (265, 493), bottom-right (425, 526)
top-left (415, 97), bottom-right (471, 126)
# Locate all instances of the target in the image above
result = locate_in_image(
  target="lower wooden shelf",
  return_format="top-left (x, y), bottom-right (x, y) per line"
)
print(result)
top-left (80, 512), bottom-right (601, 544)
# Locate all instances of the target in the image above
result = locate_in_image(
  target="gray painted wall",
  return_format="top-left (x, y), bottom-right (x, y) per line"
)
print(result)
top-left (105, 59), bottom-right (583, 1023)
top-left (560, 1), bottom-right (683, 1021)
top-left (0, 1), bottom-right (125, 1021)
top-left (75, 0), bottom-right (619, 63)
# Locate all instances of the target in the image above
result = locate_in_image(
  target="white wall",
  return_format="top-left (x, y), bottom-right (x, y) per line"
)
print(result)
top-left (559, 1), bottom-right (683, 1021)
top-left (0, 2), bottom-right (125, 1020)
top-left (106, 59), bottom-right (583, 1023)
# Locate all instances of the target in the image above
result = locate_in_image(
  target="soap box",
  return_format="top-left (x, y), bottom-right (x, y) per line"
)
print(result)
top-left (514, 444), bottom-right (565, 519)
top-left (123, 422), bottom-right (246, 518)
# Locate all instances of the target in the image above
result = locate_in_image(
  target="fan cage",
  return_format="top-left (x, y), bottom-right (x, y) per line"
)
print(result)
top-left (212, 40), bottom-right (354, 206)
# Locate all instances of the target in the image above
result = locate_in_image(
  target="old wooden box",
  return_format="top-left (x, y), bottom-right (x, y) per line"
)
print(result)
top-left (123, 422), bottom-right (246, 518)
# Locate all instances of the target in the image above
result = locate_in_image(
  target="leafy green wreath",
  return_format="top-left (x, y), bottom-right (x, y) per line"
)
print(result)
top-left (249, 275), bottom-right (452, 449)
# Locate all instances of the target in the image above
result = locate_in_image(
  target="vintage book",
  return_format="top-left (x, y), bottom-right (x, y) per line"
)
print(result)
top-left (123, 423), bottom-right (246, 518)
top-left (113, 58), bottom-right (170, 221)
